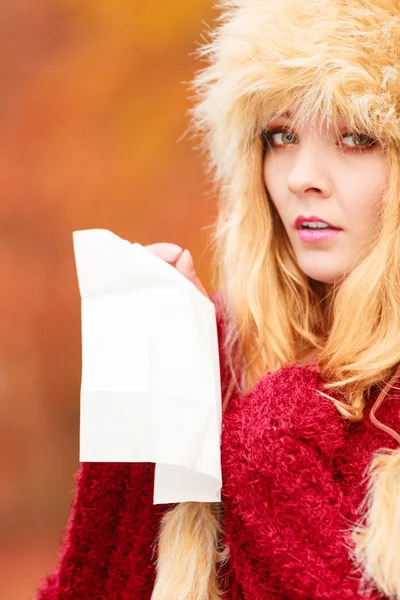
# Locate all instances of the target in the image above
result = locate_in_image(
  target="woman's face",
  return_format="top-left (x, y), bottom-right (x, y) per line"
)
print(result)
top-left (262, 110), bottom-right (388, 286)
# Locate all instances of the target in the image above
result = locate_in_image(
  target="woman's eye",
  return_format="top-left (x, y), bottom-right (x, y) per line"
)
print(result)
top-left (342, 133), bottom-right (375, 147)
top-left (262, 129), bottom-right (377, 151)
top-left (269, 131), bottom-right (298, 145)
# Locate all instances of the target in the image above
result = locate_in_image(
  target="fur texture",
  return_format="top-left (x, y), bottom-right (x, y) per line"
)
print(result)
top-left (35, 462), bottom-right (170, 599)
top-left (151, 502), bottom-right (227, 600)
top-left (192, 0), bottom-right (400, 186)
top-left (219, 362), bottom-right (400, 599)
top-left (353, 449), bottom-right (400, 598)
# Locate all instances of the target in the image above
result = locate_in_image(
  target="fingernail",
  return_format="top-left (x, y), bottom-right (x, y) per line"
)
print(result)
top-left (169, 244), bottom-right (183, 254)
top-left (158, 243), bottom-right (183, 261)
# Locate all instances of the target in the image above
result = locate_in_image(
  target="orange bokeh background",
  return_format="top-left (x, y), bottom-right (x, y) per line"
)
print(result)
top-left (0, 2), bottom-right (217, 597)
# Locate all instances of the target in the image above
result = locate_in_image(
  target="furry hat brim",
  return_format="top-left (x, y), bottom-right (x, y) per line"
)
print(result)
top-left (191, 0), bottom-right (400, 183)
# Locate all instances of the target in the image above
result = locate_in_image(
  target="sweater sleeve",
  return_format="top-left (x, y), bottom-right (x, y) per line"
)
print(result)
top-left (35, 461), bottom-right (173, 600)
top-left (36, 293), bottom-right (227, 600)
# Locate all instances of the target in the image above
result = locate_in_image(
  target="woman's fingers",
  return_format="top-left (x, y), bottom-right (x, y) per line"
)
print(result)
top-left (145, 242), bottom-right (183, 263)
top-left (174, 249), bottom-right (208, 297)
top-left (145, 243), bottom-right (208, 298)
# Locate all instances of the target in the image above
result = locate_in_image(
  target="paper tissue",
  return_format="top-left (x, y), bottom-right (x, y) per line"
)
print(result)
top-left (72, 229), bottom-right (222, 504)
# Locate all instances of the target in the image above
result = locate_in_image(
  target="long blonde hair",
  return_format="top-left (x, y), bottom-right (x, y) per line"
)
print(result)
top-left (151, 0), bottom-right (400, 598)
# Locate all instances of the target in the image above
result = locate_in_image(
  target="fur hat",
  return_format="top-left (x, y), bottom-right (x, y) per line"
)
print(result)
top-left (192, 0), bottom-right (400, 186)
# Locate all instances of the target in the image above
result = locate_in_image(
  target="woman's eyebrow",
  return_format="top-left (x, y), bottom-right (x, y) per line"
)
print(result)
top-left (265, 111), bottom-right (292, 125)
top-left (273, 111), bottom-right (294, 122)
top-left (270, 111), bottom-right (291, 119)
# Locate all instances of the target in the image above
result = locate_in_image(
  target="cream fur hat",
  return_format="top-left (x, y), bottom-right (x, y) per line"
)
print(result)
top-left (191, 0), bottom-right (400, 187)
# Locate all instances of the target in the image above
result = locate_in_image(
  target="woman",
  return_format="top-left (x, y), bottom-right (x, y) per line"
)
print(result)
top-left (36, 0), bottom-right (400, 598)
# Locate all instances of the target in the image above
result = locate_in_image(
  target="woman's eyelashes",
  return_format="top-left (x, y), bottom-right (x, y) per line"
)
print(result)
top-left (262, 127), bottom-right (378, 155)
top-left (337, 132), bottom-right (378, 154)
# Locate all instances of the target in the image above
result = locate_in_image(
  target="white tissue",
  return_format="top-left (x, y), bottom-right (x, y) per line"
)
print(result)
top-left (72, 229), bottom-right (222, 504)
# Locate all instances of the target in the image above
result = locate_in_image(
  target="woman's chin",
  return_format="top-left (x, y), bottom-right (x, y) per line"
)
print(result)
top-left (295, 257), bottom-right (346, 286)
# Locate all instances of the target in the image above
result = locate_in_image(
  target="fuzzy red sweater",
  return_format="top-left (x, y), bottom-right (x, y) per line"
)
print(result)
top-left (35, 310), bottom-right (400, 600)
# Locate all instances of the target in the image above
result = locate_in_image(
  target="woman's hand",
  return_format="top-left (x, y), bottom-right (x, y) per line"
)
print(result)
top-left (145, 242), bottom-right (208, 298)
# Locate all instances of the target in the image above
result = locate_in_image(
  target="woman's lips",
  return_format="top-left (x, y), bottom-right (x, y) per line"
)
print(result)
top-left (294, 215), bottom-right (340, 229)
top-left (296, 228), bottom-right (343, 242)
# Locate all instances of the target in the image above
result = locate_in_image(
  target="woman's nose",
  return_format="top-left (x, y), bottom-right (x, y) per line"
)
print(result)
top-left (287, 143), bottom-right (332, 199)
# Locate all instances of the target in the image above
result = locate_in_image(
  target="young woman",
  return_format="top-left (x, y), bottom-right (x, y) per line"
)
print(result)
top-left (36, 0), bottom-right (400, 598)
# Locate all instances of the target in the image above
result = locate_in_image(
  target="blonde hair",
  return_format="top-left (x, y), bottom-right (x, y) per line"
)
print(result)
top-left (151, 0), bottom-right (400, 598)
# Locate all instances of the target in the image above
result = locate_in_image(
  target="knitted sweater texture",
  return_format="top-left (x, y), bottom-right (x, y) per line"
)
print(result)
top-left (35, 311), bottom-right (400, 599)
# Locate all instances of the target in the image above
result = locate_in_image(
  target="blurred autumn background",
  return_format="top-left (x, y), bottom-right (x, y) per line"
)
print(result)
top-left (0, 1), bottom-right (217, 597)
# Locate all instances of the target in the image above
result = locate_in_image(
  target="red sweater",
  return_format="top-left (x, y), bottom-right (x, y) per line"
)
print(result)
top-left (35, 310), bottom-right (400, 599)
